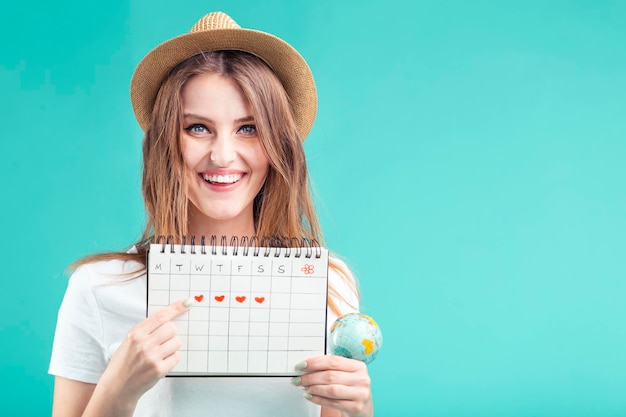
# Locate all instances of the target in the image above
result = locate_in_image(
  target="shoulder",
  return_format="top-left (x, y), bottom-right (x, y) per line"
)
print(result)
top-left (68, 257), bottom-right (144, 288)
top-left (69, 256), bottom-right (147, 297)
top-left (62, 257), bottom-right (147, 328)
top-left (328, 254), bottom-right (360, 316)
top-left (50, 257), bottom-right (144, 383)
top-left (328, 254), bottom-right (358, 289)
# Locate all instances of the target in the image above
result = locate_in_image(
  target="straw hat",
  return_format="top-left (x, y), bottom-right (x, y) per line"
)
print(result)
top-left (130, 11), bottom-right (317, 141)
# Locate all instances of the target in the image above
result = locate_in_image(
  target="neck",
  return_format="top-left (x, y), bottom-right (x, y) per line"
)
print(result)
top-left (187, 207), bottom-right (256, 241)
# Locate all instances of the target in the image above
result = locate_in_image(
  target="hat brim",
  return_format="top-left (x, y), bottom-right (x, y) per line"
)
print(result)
top-left (130, 28), bottom-right (317, 140)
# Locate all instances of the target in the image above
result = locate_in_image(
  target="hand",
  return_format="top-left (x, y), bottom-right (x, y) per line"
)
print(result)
top-left (97, 299), bottom-right (191, 408)
top-left (293, 355), bottom-right (373, 417)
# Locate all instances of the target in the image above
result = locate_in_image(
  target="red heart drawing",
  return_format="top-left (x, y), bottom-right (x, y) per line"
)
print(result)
top-left (235, 296), bottom-right (247, 303)
top-left (194, 294), bottom-right (204, 302)
top-left (214, 295), bottom-right (225, 302)
top-left (254, 297), bottom-right (265, 304)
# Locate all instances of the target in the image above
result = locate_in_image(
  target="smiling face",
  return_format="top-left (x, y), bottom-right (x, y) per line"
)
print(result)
top-left (181, 72), bottom-right (270, 237)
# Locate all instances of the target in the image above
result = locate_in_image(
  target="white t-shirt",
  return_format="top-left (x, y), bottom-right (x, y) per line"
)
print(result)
top-left (49, 256), bottom-right (358, 417)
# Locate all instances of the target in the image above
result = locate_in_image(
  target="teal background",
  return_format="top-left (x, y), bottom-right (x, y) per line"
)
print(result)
top-left (1, 0), bottom-right (625, 415)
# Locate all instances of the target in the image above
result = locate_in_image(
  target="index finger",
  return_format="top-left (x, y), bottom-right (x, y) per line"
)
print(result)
top-left (144, 298), bottom-right (192, 333)
top-left (297, 355), bottom-right (366, 374)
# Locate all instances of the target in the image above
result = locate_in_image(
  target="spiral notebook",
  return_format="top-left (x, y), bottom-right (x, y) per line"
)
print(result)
top-left (147, 237), bottom-right (329, 377)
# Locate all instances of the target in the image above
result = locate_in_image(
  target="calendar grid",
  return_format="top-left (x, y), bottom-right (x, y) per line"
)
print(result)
top-left (147, 243), bottom-right (328, 376)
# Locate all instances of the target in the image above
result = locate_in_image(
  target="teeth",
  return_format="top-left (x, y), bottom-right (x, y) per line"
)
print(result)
top-left (202, 174), bottom-right (242, 184)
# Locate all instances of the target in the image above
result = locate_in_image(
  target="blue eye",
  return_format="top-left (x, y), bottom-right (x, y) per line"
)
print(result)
top-left (238, 125), bottom-right (257, 135)
top-left (185, 124), bottom-right (209, 134)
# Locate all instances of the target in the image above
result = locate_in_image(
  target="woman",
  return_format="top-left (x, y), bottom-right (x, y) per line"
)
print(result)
top-left (49, 11), bottom-right (373, 417)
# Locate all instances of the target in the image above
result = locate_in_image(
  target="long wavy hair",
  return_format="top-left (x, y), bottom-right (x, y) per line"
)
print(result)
top-left (74, 51), bottom-right (358, 314)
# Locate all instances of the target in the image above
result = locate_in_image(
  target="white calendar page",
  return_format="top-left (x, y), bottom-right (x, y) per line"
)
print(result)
top-left (147, 243), bottom-right (329, 376)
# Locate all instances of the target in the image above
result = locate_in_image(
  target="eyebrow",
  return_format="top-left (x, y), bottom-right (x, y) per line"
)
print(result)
top-left (183, 113), bottom-right (255, 124)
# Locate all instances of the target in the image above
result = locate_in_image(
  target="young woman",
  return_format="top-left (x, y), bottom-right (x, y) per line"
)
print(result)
top-left (49, 11), bottom-right (373, 417)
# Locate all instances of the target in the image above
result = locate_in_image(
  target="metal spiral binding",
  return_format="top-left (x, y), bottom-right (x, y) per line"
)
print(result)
top-left (154, 235), bottom-right (322, 258)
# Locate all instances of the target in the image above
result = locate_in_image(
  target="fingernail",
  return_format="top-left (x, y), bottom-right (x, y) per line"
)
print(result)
top-left (303, 392), bottom-right (313, 400)
top-left (295, 361), bottom-right (307, 371)
top-left (290, 376), bottom-right (301, 386)
top-left (183, 298), bottom-right (194, 308)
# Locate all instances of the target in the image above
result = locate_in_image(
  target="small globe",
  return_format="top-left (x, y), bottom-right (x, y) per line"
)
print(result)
top-left (329, 313), bottom-right (382, 364)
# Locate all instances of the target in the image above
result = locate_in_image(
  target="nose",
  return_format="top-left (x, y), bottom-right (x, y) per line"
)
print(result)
top-left (209, 136), bottom-right (236, 166)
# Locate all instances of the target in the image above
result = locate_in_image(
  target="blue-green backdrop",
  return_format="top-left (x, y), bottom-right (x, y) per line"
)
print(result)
top-left (1, 0), bottom-right (625, 415)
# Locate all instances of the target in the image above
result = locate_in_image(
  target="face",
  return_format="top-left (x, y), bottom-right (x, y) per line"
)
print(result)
top-left (180, 73), bottom-right (270, 236)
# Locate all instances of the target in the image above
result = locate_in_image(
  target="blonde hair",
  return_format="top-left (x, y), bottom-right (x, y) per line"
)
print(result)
top-left (74, 51), bottom-right (358, 315)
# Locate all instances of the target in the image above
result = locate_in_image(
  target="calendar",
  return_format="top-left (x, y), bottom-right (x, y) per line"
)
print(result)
top-left (147, 239), bottom-right (329, 376)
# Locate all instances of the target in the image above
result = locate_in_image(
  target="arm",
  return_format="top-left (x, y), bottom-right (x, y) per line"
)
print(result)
top-left (313, 261), bottom-right (370, 416)
top-left (52, 374), bottom-right (138, 417)
top-left (51, 378), bottom-right (144, 417)
top-left (52, 377), bottom-right (95, 417)
top-left (51, 300), bottom-right (191, 417)
top-left (52, 375), bottom-right (139, 417)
